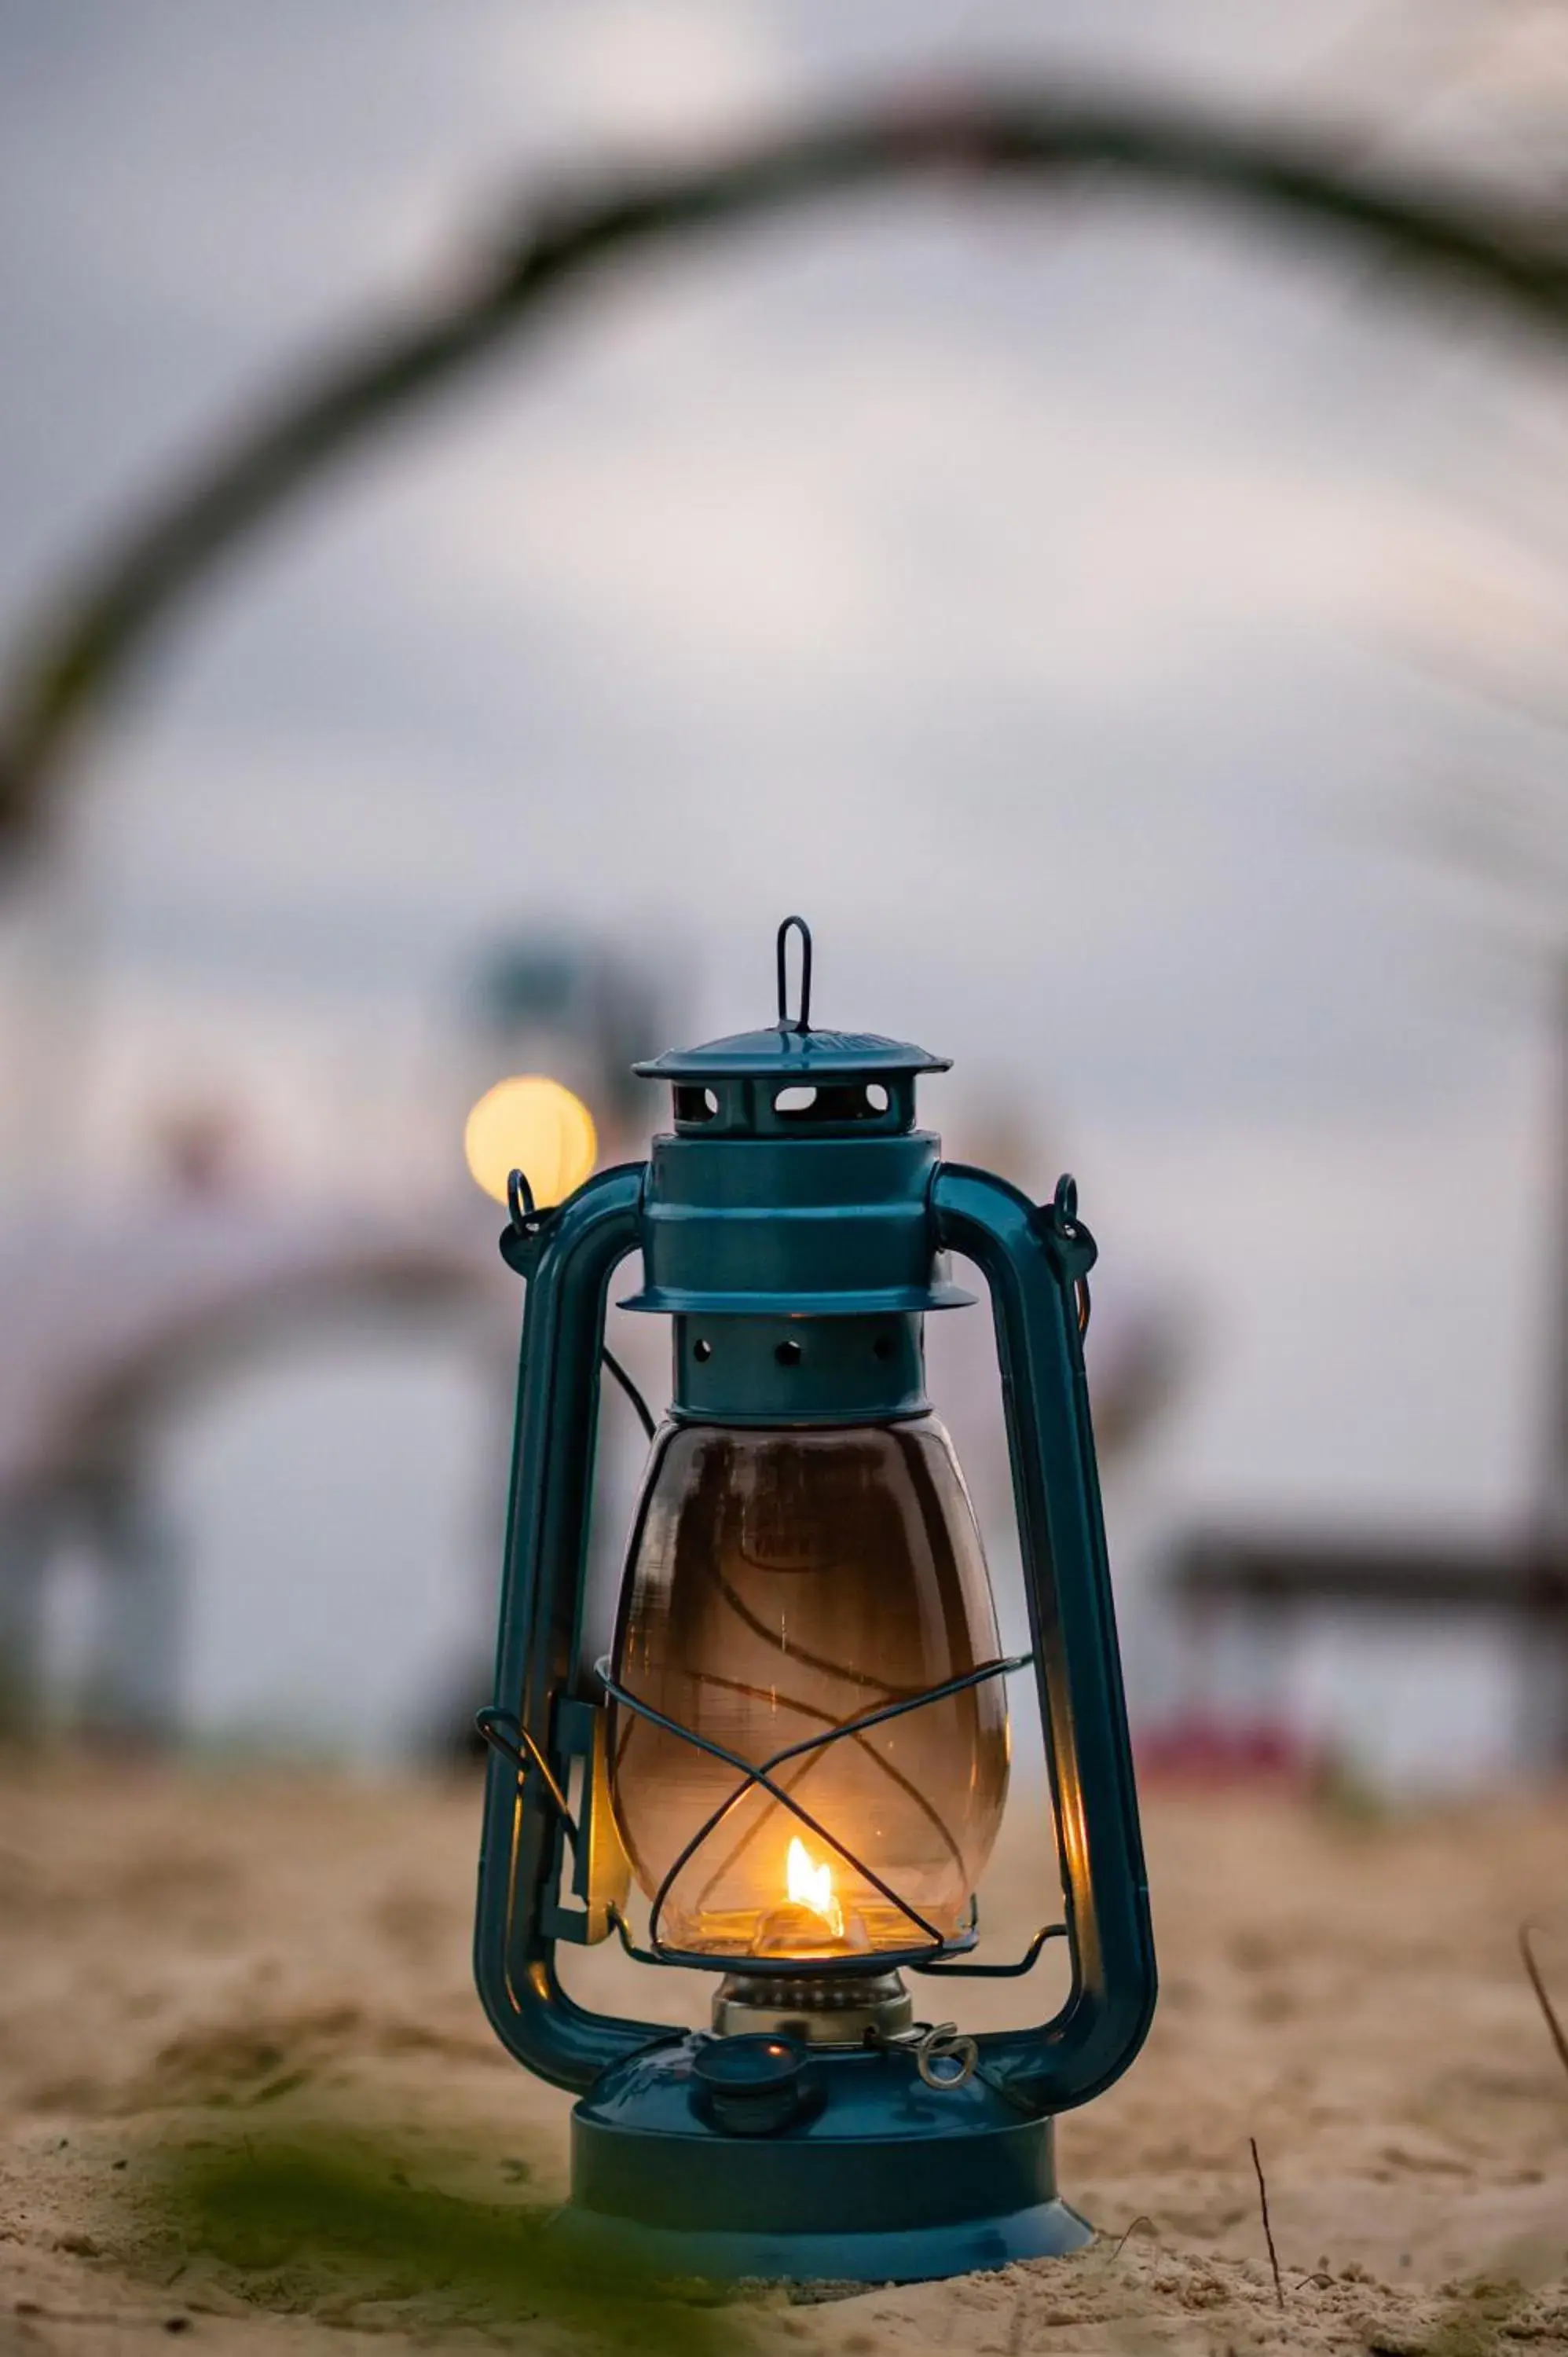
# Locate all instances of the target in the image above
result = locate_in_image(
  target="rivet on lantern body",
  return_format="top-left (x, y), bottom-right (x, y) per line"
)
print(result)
top-left (472, 919), bottom-right (1156, 2285)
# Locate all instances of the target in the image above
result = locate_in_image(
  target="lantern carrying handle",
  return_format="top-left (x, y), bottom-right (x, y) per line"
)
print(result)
top-left (775, 914), bottom-right (813, 1035)
top-left (474, 1160), bottom-right (671, 2095)
top-left (506, 1167), bottom-right (658, 1445)
top-left (932, 1160), bottom-right (1157, 2116)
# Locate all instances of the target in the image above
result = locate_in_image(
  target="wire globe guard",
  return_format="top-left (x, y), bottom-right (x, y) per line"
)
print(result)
top-left (471, 947), bottom-right (1156, 2286)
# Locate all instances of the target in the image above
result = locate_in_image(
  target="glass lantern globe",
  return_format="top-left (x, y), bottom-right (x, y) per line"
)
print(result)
top-left (609, 1415), bottom-right (1010, 1963)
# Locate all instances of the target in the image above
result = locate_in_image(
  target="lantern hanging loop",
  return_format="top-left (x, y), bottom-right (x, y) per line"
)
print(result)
top-left (775, 914), bottom-right (813, 1035)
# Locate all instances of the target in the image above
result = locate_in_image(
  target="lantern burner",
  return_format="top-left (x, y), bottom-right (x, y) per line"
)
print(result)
top-left (713, 1968), bottom-right (914, 2046)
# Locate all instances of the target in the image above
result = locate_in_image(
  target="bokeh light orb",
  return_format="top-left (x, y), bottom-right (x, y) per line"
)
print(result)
top-left (463, 1076), bottom-right (597, 1209)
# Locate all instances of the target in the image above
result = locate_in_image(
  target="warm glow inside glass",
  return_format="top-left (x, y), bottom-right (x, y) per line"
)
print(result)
top-left (609, 1417), bottom-right (1010, 1963)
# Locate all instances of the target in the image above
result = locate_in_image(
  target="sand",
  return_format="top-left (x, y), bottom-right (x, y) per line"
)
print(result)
top-left (1, 1758), bottom-right (1566, 2354)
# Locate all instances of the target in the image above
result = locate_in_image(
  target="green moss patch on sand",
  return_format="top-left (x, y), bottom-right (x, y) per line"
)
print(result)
top-left (130, 2124), bottom-right (750, 2352)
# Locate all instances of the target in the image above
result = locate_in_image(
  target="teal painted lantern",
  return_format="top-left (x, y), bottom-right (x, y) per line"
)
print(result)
top-left (473, 919), bottom-right (1155, 2285)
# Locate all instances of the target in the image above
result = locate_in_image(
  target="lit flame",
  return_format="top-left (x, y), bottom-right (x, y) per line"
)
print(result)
top-left (786, 1836), bottom-right (844, 1939)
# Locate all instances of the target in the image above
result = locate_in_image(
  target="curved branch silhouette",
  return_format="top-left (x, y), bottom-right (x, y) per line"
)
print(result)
top-left (5, 82), bottom-right (1568, 848)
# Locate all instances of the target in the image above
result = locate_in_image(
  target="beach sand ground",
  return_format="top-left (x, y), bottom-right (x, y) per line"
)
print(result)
top-left (2, 1760), bottom-right (1565, 2354)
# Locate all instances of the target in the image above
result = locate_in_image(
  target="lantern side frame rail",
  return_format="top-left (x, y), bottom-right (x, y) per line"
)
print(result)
top-left (933, 1164), bottom-right (1155, 2113)
top-left (474, 1153), bottom-right (1156, 2115)
top-left (474, 1163), bottom-right (674, 2095)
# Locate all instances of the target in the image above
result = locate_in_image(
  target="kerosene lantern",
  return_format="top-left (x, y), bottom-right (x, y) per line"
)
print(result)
top-left (473, 920), bottom-right (1155, 2284)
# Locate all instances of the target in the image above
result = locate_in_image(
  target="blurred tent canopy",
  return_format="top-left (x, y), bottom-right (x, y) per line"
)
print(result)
top-left (5, 79), bottom-right (1568, 852)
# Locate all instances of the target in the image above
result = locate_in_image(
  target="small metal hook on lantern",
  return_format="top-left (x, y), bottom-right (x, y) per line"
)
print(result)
top-left (912, 2022), bottom-right (979, 2091)
top-left (507, 1164), bottom-right (539, 1238)
top-left (1045, 1170), bottom-right (1094, 1337)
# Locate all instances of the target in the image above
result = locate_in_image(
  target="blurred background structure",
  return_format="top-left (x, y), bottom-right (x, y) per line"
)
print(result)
top-left (6, 2), bottom-right (1568, 1791)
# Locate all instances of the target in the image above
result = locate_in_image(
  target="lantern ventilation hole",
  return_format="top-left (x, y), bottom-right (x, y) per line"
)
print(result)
top-left (693, 1337), bottom-right (713, 1364)
top-left (675, 1085), bottom-right (718, 1124)
top-left (775, 1338), bottom-right (802, 1368)
top-left (772, 1080), bottom-right (893, 1126)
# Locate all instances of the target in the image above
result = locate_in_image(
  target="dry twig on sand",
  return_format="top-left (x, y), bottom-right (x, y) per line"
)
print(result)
top-left (1109, 2212), bottom-right (1158, 2260)
top-left (1249, 2135), bottom-right (1285, 2310)
top-left (1519, 1924), bottom-right (1568, 2082)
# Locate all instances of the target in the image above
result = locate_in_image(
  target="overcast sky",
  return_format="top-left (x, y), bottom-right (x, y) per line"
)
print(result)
top-left (5, 0), bottom-right (1568, 1557)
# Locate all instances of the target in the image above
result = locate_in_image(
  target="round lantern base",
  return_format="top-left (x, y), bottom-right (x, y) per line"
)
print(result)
top-left (552, 2187), bottom-right (1094, 2287)
top-left (562, 2032), bottom-right (1095, 2288)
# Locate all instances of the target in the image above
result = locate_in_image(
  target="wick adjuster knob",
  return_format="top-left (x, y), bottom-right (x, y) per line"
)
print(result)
top-left (691, 2033), bottom-right (809, 2137)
